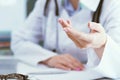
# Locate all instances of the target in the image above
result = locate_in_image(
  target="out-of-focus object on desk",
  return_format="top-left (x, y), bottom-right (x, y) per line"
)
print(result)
top-left (0, 73), bottom-right (29, 80)
top-left (0, 31), bottom-right (13, 55)
top-left (0, 31), bottom-right (10, 49)
top-left (0, 56), bottom-right (17, 74)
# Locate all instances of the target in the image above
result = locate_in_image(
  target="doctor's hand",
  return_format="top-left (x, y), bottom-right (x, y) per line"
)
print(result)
top-left (58, 18), bottom-right (107, 58)
top-left (40, 54), bottom-right (84, 71)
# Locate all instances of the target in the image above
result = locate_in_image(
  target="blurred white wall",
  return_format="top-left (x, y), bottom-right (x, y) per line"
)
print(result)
top-left (0, 0), bottom-right (27, 31)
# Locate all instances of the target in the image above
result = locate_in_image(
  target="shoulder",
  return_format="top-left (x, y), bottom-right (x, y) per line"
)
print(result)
top-left (102, 0), bottom-right (120, 12)
top-left (100, 0), bottom-right (120, 22)
top-left (29, 0), bottom-right (47, 16)
top-left (34, 0), bottom-right (58, 12)
top-left (34, 0), bottom-right (46, 10)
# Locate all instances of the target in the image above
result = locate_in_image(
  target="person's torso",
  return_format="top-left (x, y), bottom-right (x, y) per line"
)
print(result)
top-left (41, 0), bottom-right (95, 63)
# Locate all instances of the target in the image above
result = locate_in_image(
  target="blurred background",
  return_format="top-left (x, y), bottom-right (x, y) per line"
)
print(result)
top-left (0, 0), bottom-right (36, 56)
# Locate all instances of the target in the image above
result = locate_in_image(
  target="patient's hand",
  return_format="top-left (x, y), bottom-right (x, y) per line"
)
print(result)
top-left (40, 54), bottom-right (84, 71)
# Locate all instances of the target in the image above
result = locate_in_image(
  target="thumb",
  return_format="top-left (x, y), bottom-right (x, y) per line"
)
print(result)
top-left (88, 22), bottom-right (104, 33)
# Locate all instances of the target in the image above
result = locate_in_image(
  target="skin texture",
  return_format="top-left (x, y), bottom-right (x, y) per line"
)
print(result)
top-left (58, 18), bottom-right (107, 59)
top-left (69, 0), bottom-right (79, 10)
top-left (41, 0), bottom-right (85, 71)
top-left (40, 54), bottom-right (84, 70)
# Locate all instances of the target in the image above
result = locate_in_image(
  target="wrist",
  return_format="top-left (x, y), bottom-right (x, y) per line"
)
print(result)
top-left (94, 34), bottom-right (107, 59)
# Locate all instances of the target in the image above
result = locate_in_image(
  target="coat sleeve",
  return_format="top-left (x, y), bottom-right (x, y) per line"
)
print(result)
top-left (11, 0), bottom-right (57, 66)
top-left (94, 0), bottom-right (120, 78)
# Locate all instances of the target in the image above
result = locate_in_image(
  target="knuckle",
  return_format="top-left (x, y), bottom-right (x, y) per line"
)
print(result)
top-left (54, 64), bottom-right (60, 68)
top-left (65, 54), bottom-right (70, 57)
top-left (66, 62), bottom-right (72, 67)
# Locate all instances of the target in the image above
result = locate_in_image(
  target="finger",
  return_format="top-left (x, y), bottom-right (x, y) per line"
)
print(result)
top-left (68, 31), bottom-right (91, 48)
top-left (66, 32), bottom-right (86, 48)
top-left (66, 31), bottom-right (80, 45)
top-left (55, 64), bottom-right (71, 70)
top-left (58, 18), bottom-right (71, 28)
top-left (64, 28), bottom-right (92, 42)
top-left (88, 22), bottom-right (104, 33)
top-left (66, 54), bottom-right (85, 70)
top-left (64, 27), bottom-right (91, 48)
top-left (58, 56), bottom-right (77, 70)
top-left (64, 55), bottom-right (78, 70)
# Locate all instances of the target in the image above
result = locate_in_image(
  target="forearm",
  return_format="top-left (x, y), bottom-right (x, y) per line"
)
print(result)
top-left (94, 45), bottom-right (105, 59)
top-left (94, 34), bottom-right (107, 59)
top-left (11, 40), bottom-right (57, 65)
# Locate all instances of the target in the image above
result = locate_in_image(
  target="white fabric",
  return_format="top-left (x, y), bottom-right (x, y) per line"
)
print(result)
top-left (11, 0), bottom-right (120, 78)
top-left (81, 0), bottom-right (100, 11)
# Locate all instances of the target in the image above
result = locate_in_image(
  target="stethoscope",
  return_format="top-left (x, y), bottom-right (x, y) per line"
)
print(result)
top-left (43, 0), bottom-right (104, 52)
top-left (43, 0), bottom-right (60, 52)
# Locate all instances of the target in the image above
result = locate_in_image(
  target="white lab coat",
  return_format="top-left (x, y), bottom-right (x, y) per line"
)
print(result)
top-left (11, 0), bottom-right (120, 78)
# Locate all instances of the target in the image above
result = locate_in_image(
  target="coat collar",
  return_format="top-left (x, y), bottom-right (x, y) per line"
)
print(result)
top-left (80, 0), bottom-right (100, 11)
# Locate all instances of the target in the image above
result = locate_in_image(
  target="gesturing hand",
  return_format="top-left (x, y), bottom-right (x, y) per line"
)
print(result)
top-left (40, 54), bottom-right (84, 71)
top-left (58, 18), bottom-right (107, 49)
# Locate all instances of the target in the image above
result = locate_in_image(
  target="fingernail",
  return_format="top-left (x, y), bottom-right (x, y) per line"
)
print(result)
top-left (75, 68), bottom-right (82, 71)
